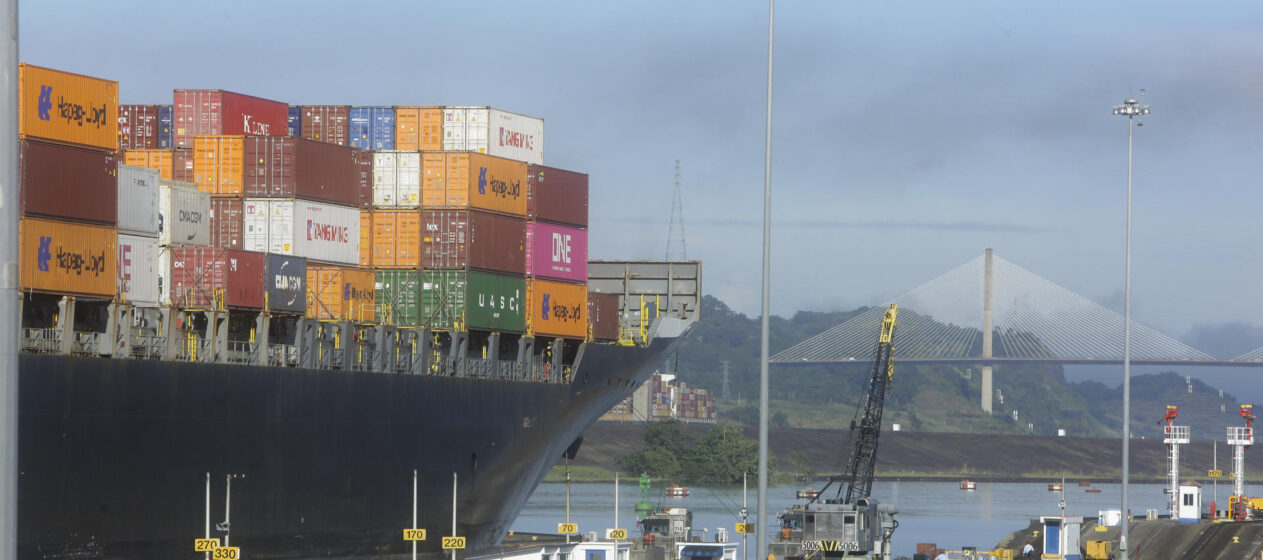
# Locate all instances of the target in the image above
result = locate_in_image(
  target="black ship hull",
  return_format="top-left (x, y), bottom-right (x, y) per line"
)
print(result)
top-left (19, 338), bottom-right (675, 559)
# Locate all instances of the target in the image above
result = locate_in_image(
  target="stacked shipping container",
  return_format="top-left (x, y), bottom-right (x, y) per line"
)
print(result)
top-left (599, 373), bottom-right (718, 424)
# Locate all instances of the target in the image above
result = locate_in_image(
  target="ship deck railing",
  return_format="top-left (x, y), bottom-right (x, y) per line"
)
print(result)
top-left (20, 328), bottom-right (60, 354)
top-left (129, 333), bottom-right (166, 360)
top-left (70, 332), bottom-right (103, 356)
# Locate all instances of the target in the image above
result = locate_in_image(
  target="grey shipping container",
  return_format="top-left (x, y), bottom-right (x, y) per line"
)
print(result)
top-left (421, 210), bottom-right (525, 274)
top-left (265, 254), bottom-right (307, 314)
top-left (527, 165), bottom-right (588, 228)
top-left (20, 138), bottom-right (118, 226)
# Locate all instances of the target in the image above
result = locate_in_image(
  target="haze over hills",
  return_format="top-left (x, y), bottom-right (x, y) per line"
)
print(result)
top-left (669, 296), bottom-right (1261, 440)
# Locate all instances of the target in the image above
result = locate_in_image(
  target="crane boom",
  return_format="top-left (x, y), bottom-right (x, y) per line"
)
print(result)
top-left (840, 304), bottom-right (897, 504)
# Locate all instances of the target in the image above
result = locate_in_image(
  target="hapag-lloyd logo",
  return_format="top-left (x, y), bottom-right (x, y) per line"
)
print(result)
top-left (498, 127), bottom-right (534, 151)
top-left (540, 293), bottom-right (582, 323)
top-left (306, 219), bottom-right (349, 244)
top-left (242, 114), bottom-right (271, 136)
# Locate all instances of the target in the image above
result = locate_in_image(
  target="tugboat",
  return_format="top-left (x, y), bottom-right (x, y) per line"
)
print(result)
top-left (636, 507), bottom-right (737, 560)
top-left (666, 484), bottom-right (690, 498)
top-left (1048, 482), bottom-right (1064, 492)
top-left (960, 480), bottom-right (977, 491)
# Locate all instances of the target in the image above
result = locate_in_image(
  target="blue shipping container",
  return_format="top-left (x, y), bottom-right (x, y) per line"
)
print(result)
top-left (265, 253), bottom-right (307, 314)
top-left (288, 105), bottom-right (302, 137)
top-left (157, 105), bottom-right (174, 149)
top-left (349, 106), bottom-right (395, 150)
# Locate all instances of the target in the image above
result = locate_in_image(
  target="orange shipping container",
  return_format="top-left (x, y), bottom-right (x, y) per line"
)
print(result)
top-left (526, 278), bottom-right (588, 339)
top-left (371, 209), bottom-right (422, 268)
top-left (395, 106), bottom-right (444, 151)
top-left (20, 218), bottom-right (117, 297)
top-left (193, 136), bottom-right (244, 196)
top-left (359, 210), bottom-right (373, 268)
top-left (19, 63), bottom-right (118, 152)
top-left (122, 149), bottom-right (194, 182)
top-left (306, 265), bottom-right (375, 322)
top-left (421, 152), bottom-right (527, 216)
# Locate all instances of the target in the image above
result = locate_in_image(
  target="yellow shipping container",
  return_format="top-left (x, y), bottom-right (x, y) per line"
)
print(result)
top-left (193, 136), bottom-right (244, 196)
top-left (421, 152), bottom-right (527, 216)
top-left (306, 265), bottom-right (376, 322)
top-left (395, 106), bottom-right (444, 151)
top-left (359, 210), bottom-right (373, 268)
top-left (20, 218), bottom-right (117, 297)
top-left (19, 63), bottom-right (118, 152)
top-left (525, 278), bottom-right (588, 339)
top-left (371, 209), bottom-right (422, 268)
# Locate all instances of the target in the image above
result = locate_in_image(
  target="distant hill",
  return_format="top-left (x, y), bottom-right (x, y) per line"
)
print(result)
top-left (664, 296), bottom-right (1246, 440)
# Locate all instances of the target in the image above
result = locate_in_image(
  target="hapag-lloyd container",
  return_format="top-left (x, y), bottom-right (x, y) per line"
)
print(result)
top-left (19, 63), bottom-right (118, 152)
top-left (118, 105), bottom-right (160, 150)
top-left (20, 218), bottom-right (117, 297)
top-left (287, 106), bottom-right (301, 137)
top-left (525, 222), bottom-right (587, 283)
top-left (525, 279), bottom-right (588, 339)
top-left (306, 265), bottom-right (375, 322)
top-left (122, 148), bottom-right (194, 182)
top-left (241, 136), bottom-right (359, 206)
top-left (209, 198), bottom-right (244, 249)
top-left (421, 210), bottom-right (524, 274)
top-left (242, 198), bottom-right (360, 265)
top-left (527, 165), bottom-right (588, 228)
top-left (442, 106), bottom-right (544, 165)
top-left (349, 106), bottom-right (395, 150)
top-left (117, 164), bottom-right (160, 236)
top-left (194, 136), bottom-right (244, 196)
top-left (20, 139), bottom-right (118, 225)
top-left (159, 180), bottom-right (211, 247)
top-left (168, 247), bottom-right (265, 310)
top-left (302, 105), bottom-right (350, 146)
top-left (419, 270), bottom-right (524, 332)
top-left (588, 292), bottom-right (620, 342)
top-left (375, 269), bottom-right (421, 326)
top-left (372, 151), bottom-right (421, 207)
top-left (158, 105), bottom-right (174, 149)
top-left (173, 89), bottom-right (288, 149)
top-left (395, 106), bottom-right (443, 151)
top-left (353, 149), bottom-right (373, 209)
top-left (421, 151), bottom-right (527, 216)
top-left (265, 254), bottom-right (307, 314)
top-left (371, 209), bottom-right (421, 268)
top-left (117, 233), bottom-right (160, 305)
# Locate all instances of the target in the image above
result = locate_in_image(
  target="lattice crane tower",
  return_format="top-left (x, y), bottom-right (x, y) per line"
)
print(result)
top-left (1228, 405), bottom-right (1254, 501)
top-left (1162, 405), bottom-right (1189, 517)
top-left (665, 160), bottom-right (687, 261)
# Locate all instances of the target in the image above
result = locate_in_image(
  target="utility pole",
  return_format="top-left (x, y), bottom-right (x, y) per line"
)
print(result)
top-left (722, 361), bottom-right (731, 400)
top-left (666, 159), bottom-right (687, 261)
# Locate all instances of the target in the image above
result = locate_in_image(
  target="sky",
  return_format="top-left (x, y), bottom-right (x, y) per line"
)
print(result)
top-left (20, 1), bottom-right (1263, 347)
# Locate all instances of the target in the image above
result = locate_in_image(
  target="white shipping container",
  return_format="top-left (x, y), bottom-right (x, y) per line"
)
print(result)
top-left (372, 151), bottom-right (421, 207)
top-left (117, 164), bottom-right (160, 236)
top-left (158, 180), bottom-right (211, 247)
top-left (242, 198), bottom-right (360, 265)
top-left (156, 248), bottom-right (172, 306)
top-left (442, 106), bottom-right (544, 165)
top-left (117, 233), bottom-right (160, 305)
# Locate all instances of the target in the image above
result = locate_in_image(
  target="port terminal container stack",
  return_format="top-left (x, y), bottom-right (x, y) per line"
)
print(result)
top-left (300, 105), bottom-right (350, 146)
top-left (349, 106), bottom-right (395, 150)
top-left (598, 372), bottom-right (718, 424)
top-left (442, 106), bottom-right (544, 165)
top-left (394, 106), bottom-right (443, 151)
top-left (173, 89), bottom-right (287, 149)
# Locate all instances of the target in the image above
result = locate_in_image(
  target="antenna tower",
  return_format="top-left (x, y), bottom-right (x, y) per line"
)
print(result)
top-left (721, 361), bottom-right (731, 400)
top-left (666, 159), bottom-right (687, 260)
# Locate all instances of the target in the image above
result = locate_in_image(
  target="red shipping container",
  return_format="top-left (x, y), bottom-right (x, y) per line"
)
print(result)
top-left (168, 247), bottom-right (265, 310)
top-left (527, 165), bottom-right (588, 228)
top-left (352, 149), bottom-right (373, 209)
top-left (240, 136), bottom-right (359, 206)
top-left (118, 104), bottom-right (160, 150)
top-left (588, 292), bottom-right (620, 341)
top-left (20, 139), bottom-right (118, 225)
top-left (301, 105), bottom-right (350, 146)
top-left (173, 89), bottom-right (288, 149)
top-left (209, 198), bottom-right (244, 249)
top-left (420, 210), bottom-right (525, 274)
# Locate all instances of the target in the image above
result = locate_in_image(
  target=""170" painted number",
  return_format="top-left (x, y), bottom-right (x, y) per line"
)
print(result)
top-left (403, 528), bottom-right (428, 541)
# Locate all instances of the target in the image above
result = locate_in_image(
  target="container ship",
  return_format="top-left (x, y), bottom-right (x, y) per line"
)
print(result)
top-left (16, 64), bottom-right (702, 559)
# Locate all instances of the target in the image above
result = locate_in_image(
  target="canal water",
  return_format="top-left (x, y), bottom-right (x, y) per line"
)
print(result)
top-left (513, 480), bottom-right (1259, 558)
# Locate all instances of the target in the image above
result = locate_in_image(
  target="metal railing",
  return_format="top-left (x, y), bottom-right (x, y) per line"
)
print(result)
top-left (71, 332), bottom-right (103, 356)
top-left (20, 328), bottom-right (59, 354)
top-left (129, 334), bottom-right (166, 360)
top-left (225, 341), bottom-right (257, 365)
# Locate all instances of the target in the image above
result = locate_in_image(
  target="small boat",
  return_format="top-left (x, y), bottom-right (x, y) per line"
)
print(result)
top-left (796, 489), bottom-right (819, 500)
top-left (665, 484), bottom-right (690, 498)
top-left (1078, 481), bottom-right (1092, 487)
top-left (960, 480), bottom-right (976, 490)
top-left (1086, 488), bottom-right (1102, 493)
top-left (1048, 483), bottom-right (1064, 492)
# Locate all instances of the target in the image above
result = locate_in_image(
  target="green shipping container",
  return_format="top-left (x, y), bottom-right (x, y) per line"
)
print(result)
top-left (420, 269), bottom-right (525, 332)
top-left (375, 270), bottom-right (422, 326)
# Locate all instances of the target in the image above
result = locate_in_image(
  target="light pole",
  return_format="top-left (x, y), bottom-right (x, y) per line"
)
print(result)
top-left (219, 473), bottom-right (245, 547)
top-left (757, 2), bottom-right (774, 560)
top-left (1112, 92), bottom-right (1148, 560)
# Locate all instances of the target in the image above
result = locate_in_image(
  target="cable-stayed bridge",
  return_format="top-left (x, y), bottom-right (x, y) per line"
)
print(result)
top-left (771, 249), bottom-right (1263, 411)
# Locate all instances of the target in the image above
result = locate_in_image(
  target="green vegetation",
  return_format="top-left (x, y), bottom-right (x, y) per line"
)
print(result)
top-left (615, 421), bottom-right (769, 483)
top-left (673, 295), bottom-right (1245, 439)
top-left (542, 465), bottom-right (616, 482)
